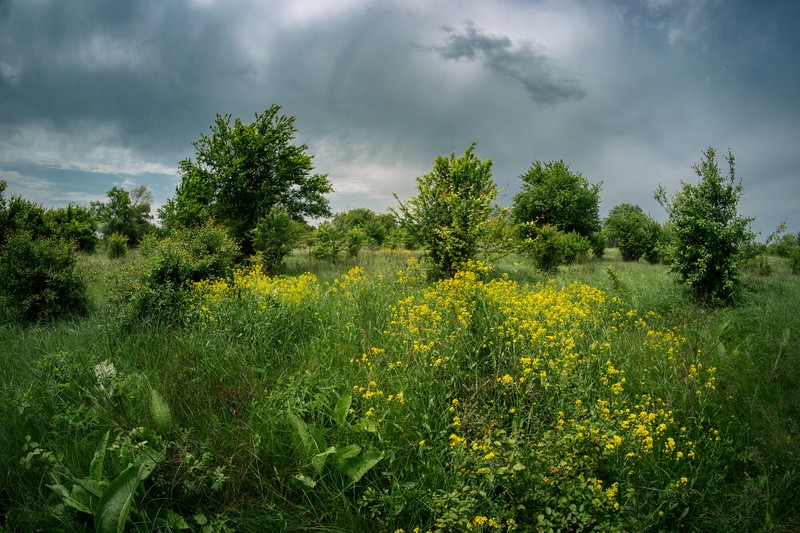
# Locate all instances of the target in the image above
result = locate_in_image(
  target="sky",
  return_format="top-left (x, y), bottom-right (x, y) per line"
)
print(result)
top-left (1, 0), bottom-right (798, 237)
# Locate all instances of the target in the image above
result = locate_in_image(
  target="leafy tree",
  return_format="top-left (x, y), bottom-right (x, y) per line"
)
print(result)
top-left (604, 203), bottom-right (661, 262)
top-left (395, 143), bottom-right (498, 278)
top-left (250, 208), bottom-right (301, 274)
top-left (0, 183), bottom-right (48, 246)
top-left (92, 185), bottom-right (154, 246)
top-left (332, 208), bottom-right (397, 248)
top-left (656, 147), bottom-right (755, 304)
top-left (512, 160), bottom-right (602, 240)
top-left (45, 204), bottom-right (98, 253)
top-left (160, 105), bottom-right (333, 255)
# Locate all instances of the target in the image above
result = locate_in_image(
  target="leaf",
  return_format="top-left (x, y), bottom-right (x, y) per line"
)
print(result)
top-left (95, 460), bottom-right (155, 533)
top-left (291, 473), bottom-right (317, 490)
top-left (149, 389), bottom-right (172, 434)
top-left (289, 413), bottom-right (319, 459)
top-left (47, 483), bottom-right (94, 515)
top-left (89, 430), bottom-right (110, 482)
top-left (333, 392), bottom-right (352, 427)
top-left (334, 444), bottom-right (362, 470)
top-left (311, 446), bottom-right (336, 474)
top-left (340, 449), bottom-right (383, 488)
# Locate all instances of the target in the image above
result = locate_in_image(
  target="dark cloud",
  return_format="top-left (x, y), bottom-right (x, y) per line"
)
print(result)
top-left (435, 24), bottom-right (586, 105)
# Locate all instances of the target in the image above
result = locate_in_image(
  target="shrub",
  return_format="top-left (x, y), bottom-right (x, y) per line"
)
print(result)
top-left (395, 143), bottom-right (498, 278)
top-left (251, 209), bottom-right (300, 274)
top-left (45, 204), bottom-right (98, 253)
top-left (313, 222), bottom-right (343, 261)
top-left (656, 148), bottom-right (755, 304)
top-left (106, 232), bottom-right (129, 259)
top-left (604, 203), bottom-right (662, 262)
top-left (0, 231), bottom-right (88, 323)
top-left (121, 222), bottom-right (239, 323)
top-left (523, 224), bottom-right (567, 272)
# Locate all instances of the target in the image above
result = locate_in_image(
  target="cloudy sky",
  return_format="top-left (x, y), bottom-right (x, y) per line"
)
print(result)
top-left (1, 0), bottom-right (798, 236)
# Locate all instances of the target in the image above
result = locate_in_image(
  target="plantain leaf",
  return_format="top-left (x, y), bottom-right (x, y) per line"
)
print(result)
top-left (95, 459), bottom-right (155, 533)
top-left (340, 449), bottom-right (383, 488)
top-left (311, 446), bottom-right (336, 474)
top-left (149, 389), bottom-right (172, 434)
top-left (89, 430), bottom-right (110, 482)
top-left (333, 392), bottom-right (352, 427)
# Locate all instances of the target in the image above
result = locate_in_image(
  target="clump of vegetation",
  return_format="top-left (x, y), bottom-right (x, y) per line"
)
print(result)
top-left (105, 232), bottom-right (129, 259)
top-left (656, 147), bottom-right (755, 304)
top-left (0, 231), bottom-right (88, 323)
top-left (396, 143), bottom-right (498, 278)
top-left (604, 203), bottom-right (662, 262)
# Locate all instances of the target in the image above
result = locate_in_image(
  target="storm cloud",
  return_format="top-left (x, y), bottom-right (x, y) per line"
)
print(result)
top-left (0, 0), bottom-right (797, 235)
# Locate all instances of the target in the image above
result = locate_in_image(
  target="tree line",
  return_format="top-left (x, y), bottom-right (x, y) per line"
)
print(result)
top-left (1, 103), bottom-right (797, 323)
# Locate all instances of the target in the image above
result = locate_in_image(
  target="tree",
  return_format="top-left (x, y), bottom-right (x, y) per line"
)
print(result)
top-left (0, 182), bottom-right (48, 247)
top-left (160, 105), bottom-right (333, 255)
top-left (92, 185), bottom-right (153, 246)
top-left (656, 147), bottom-right (755, 304)
top-left (604, 203), bottom-right (661, 262)
top-left (512, 160), bottom-right (602, 240)
top-left (395, 143), bottom-right (497, 278)
top-left (45, 204), bottom-right (98, 253)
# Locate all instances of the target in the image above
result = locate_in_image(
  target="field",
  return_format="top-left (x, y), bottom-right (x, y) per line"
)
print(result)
top-left (1, 249), bottom-right (799, 532)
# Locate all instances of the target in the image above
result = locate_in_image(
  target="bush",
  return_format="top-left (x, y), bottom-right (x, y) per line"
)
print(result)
top-left (251, 209), bottom-right (300, 274)
top-left (45, 204), bottom-right (98, 253)
top-left (523, 224), bottom-right (567, 272)
top-left (106, 233), bottom-right (129, 259)
top-left (0, 231), bottom-right (88, 323)
top-left (656, 148), bottom-right (755, 304)
top-left (313, 222), bottom-right (343, 261)
top-left (604, 203), bottom-right (661, 262)
top-left (121, 222), bottom-right (239, 323)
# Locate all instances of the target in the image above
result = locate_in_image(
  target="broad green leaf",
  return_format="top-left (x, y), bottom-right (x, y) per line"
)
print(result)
top-left (149, 389), bottom-right (172, 434)
top-left (73, 477), bottom-right (109, 498)
top-left (291, 473), bottom-right (317, 490)
top-left (89, 430), bottom-right (110, 482)
top-left (47, 483), bottom-right (94, 515)
top-left (289, 413), bottom-right (317, 459)
top-left (340, 449), bottom-right (383, 488)
top-left (334, 444), bottom-right (361, 470)
top-left (333, 392), bottom-right (352, 427)
top-left (95, 460), bottom-right (155, 533)
top-left (311, 446), bottom-right (336, 474)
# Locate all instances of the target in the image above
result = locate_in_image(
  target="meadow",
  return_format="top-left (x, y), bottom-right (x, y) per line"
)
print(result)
top-left (1, 248), bottom-right (798, 532)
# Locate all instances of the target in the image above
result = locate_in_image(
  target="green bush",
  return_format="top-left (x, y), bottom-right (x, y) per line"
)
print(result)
top-left (45, 204), bottom-right (98, 253)
top-left (251, 209), bottom-right (300, 274)
top-left (656, 148), bottom-right (755, 304)
top-left (604, 203), bottom-right (661, 262)
top-left (121, 222), bottom-right (239, 323)
top-left (0, 231), bottom-right (88, 323)
top-left (313, 222), bottom-right (343, 261)
top-left (106, 232), bottom-right (129, 259)
top-left (523, 224), bottom-right (567, 272)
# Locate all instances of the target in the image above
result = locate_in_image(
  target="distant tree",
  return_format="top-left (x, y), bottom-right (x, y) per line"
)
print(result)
top-left (92, 185), bottom-right (154, 246)
top-left (656, 147), bottom-right (755, 304)
top-left (45, 204), bottom-right (98, 253)
top-left (332, 208), bottom-right (398, 249)
top-left (604, 203), bottom-right (661, 262)
top-left (159, 105), bottom-right (333, 255)
top-left (395, 143), bottom-right (498, 278)
top-left (512, 160), bottom-right (602, 240)
top-left (0, 182), bottom-right (48, 247)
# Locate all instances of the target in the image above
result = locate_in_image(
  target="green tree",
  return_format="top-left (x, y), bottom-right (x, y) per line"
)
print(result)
top-left (512, 160), bottom-right (602, 240)
top-left (160, 105), bottom-right (333, 255)
top-left (604, 203), bottom-right (661, 262)
top-left (250, 208), bottom-right (301, 274)
top-left (0, 182), bottom-right (48, 246)
top-left (656, 147), bottom-right (755, 304)
top-left (45, 204), bottom-right (98, 253)
top-left (395, 143), bottom-right (497, 278)
top-left (92, 185), bottom-right (154, 246)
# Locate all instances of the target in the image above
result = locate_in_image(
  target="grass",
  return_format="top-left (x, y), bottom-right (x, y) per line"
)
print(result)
top-left (1, 249), bottom-right (798, 531)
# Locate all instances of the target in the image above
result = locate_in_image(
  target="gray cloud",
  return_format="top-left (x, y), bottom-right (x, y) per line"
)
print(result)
top-left (434, 24), bottom-right (586, 105)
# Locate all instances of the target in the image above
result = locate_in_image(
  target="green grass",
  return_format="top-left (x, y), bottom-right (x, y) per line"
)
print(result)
top-left (1, 249), bottom-right (798, 531)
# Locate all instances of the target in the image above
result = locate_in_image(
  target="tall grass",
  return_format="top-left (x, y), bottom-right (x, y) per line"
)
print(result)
top-left (0, 249), bottom-right (798, 531)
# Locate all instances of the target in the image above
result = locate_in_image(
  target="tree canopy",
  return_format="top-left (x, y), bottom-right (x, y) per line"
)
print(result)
top-left (92, 185), bottom-right (153, 246)
top-left (512, 160), bottom-right (601, 239)
top-left (159, 105), bottom-right (333, 254)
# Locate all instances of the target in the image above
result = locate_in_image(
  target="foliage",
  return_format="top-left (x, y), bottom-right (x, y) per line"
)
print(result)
top-left (250, 208), bottom-right (301, 274)
top-left (604, 203), bottom-right (662, 262)
top-left (45, 204), bottom-right (98, 253)
top-left (312, 222), bottom-right (344, 262)
top-left (332, 208), bottom-right (398, 249)
top-left (160, 104), bottom-right (333, 254)
top-left (656, 147), bottom-right (756, 304)
top-left (92, 186), bottom-right (154, 246)
top-left (0, 231), bottom-right (88, 323)
top-left (395, 143), bottom-right (498, 278)
top-left (106, 233), bottom-right (129, 259)
top-left (118, 222), bottom-right (239, 323)
top-left (512, 160), bottom-right (602, 239)
top-left (0, 187), bottom-right (48, 247)
top-left (521, 223), bottom-right (589, 272)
